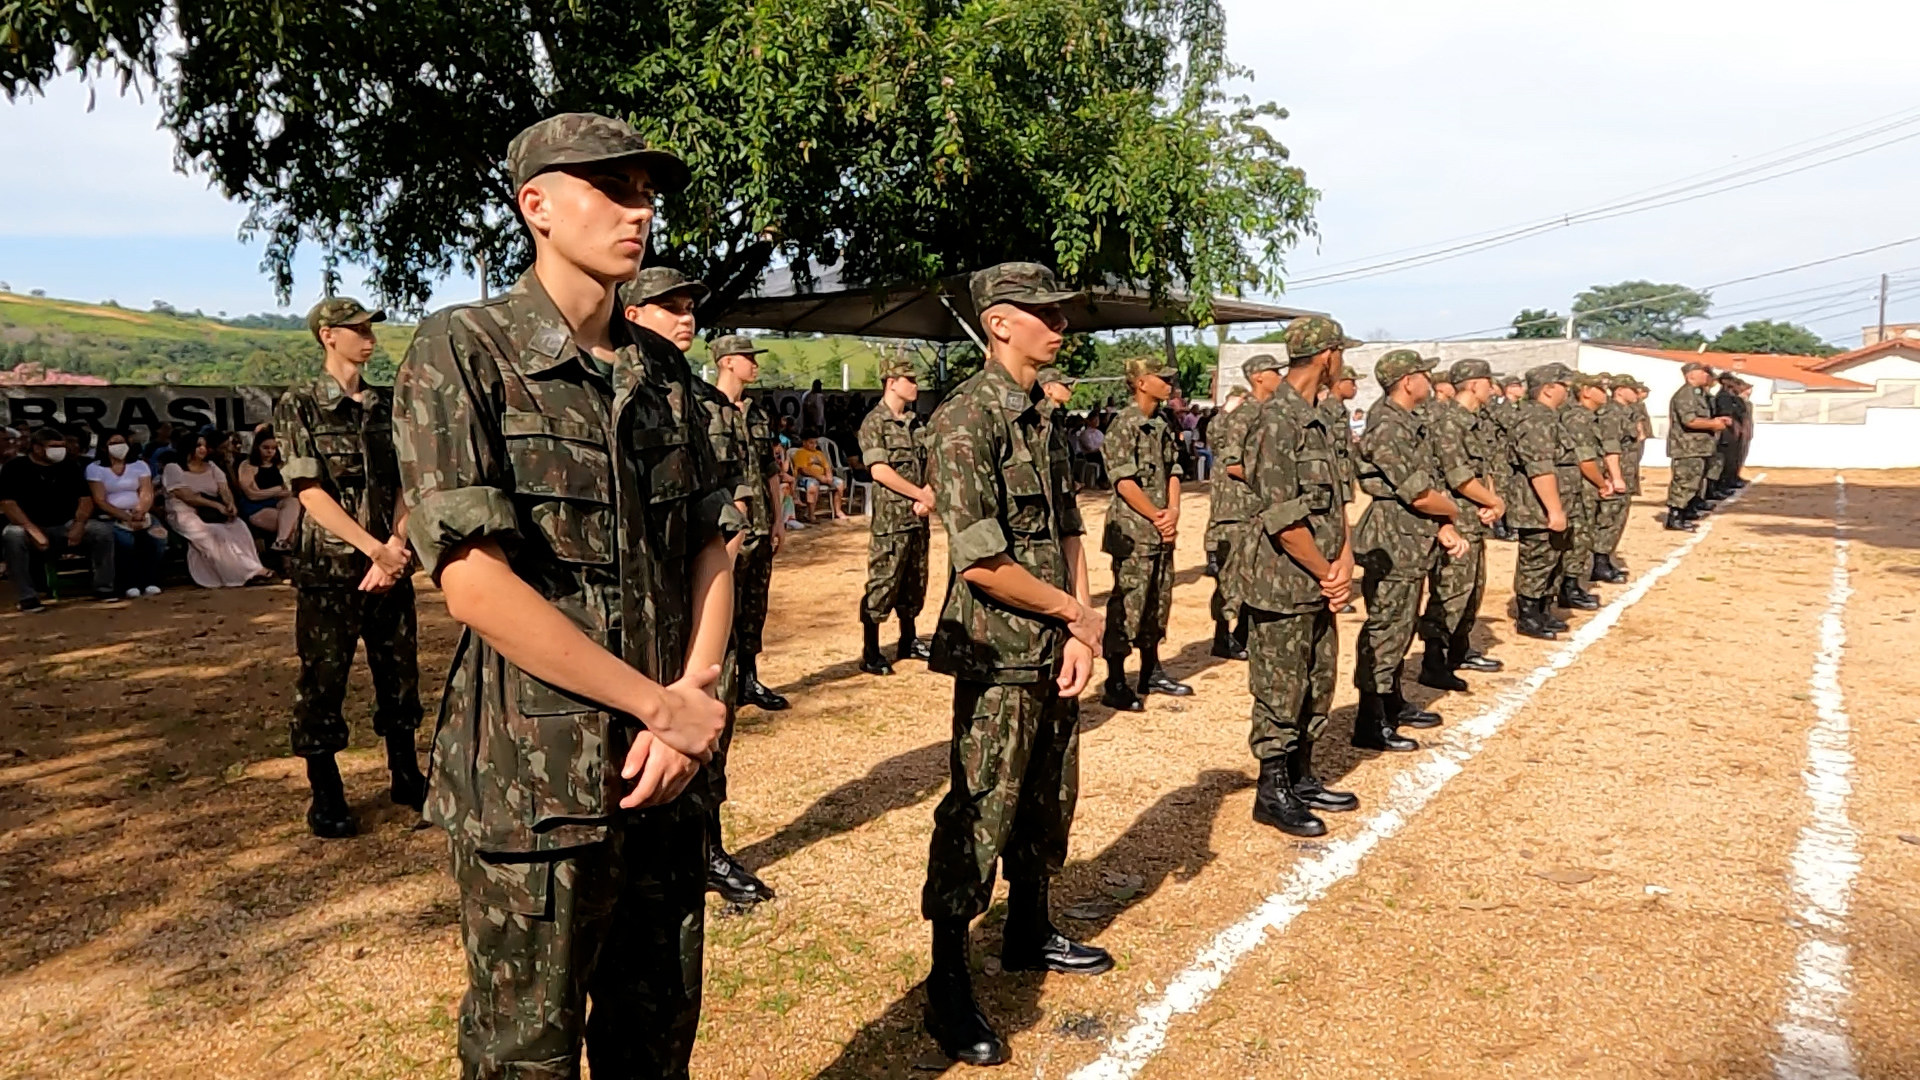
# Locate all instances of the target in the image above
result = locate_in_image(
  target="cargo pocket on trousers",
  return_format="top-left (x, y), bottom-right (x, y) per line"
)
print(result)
top-left (506, 663), bottom-right (612, 827)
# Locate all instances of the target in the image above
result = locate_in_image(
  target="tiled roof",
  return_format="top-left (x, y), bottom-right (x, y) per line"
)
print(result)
top-left (1605, 347), bottom-right (1869, 390)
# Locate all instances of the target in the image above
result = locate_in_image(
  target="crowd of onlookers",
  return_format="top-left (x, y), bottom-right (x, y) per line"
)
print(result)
top-left (0, 420), bottom-right (300, 612)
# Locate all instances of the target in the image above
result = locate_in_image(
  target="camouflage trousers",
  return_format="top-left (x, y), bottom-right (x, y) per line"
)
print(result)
top-left (1594, 494), bottom-right (1629, 557)
top-left (290, 583), bottom-right (421, 758)
top-left (1104, 548), bottom-right (1175, 653)
top-left (1208, 524), bottom-right (1252, 625)
top-left (1514, 527), bottom-right (1571, 600)
top-left (1246, 606), bottom-right (1337, 762)
top-left (1667, 455), bottom-right (1709, 510)
top-left (863, 527), bottom-right (929, 624)
top-left (450, 802), bottom-right (706, 1079)
top-left (1418, 537), bottom-right (1485, 660)
top-left (1707, 444), bottom-right (1726, 483)
top-left (1354, 548), bottom-right (1433, 694)
top-left (923, 679), bottom-right (1079, 922)
top-left (734, 534), bottom-right (775, 663)
top-left (1566, 485), bottom-right (1597, 585)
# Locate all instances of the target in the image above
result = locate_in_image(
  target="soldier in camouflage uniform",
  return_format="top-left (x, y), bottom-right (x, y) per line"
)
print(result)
top-left (1352, 350), bottom-right (1466, 750)
top-left (1587, 374), bottom-right (1632, 584)
top-left (1098, 356), bottom-right (1190, 710)
top-left (1484, 373), bottom-right (1523, 541)
top-left (1665, 361), bottom-right (1730, 530)
top-left (1319, 363), bottom-right (1361, 500)
top-left (918, 263), bottom-right (1110, 1066)
top-left (1502, 364), bottom-right (1576, 640)
top-left (393, 114), bottom-right (731, 1079)
top-left (856, 356), bottom-right (934, 675)
top-left (711, 339), bottom-right (790, 715)
top-left (1555, 374), bottom-right (1606, 610)
top-left (1415, 358), bottom-right (1507, 695)
top-left (277, 297), bottom-right (425, 839)
top-left (623, 280), bottom-right (779, 908)
top-left (1240, 323), bottom-right (1360, 838)
top-left (1202, 385), bottom-right (1259, 661)
top-left (1709, 373), bottom-right (1752, 499)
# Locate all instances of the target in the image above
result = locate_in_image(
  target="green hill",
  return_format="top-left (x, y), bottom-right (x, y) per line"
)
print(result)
top-left (0, 290), bottom-right (910, 389)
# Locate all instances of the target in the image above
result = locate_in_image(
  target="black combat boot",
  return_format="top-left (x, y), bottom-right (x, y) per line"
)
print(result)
top-left (1251, 754), bottom-right (1327, 836)
top-left (1288, 739), bottom-right (1358, 812)
top-left (738, 657), bottom-right (790, 711)
top-left (1514, 596), bottom-right (1558, 641)
top-left (925, 919), bottom-right (1008, 1066)
top-left (305, 754), bottom-right (357, 839)
top-left (1002, 879), bottom-right (1114, 974)
top-left (859, 618), bottom-right (893, 676)
top-left (1591, 553), bottom-right (1627, 584)
top-left (1137, 645), bottom-right (1193, 697)
top-left (1204, 550), bottom-right (1220, 578)
top-left (1664, 507), bottom-right (1696, 531)
top-left (1101, 653), bottom-right (1145, 712)
top-left (1416, 647), bottom-right (1469, 692)
top-left (1389, 685), bottom-right (1442, 729)
top-left (706, 807), bottom-right (776, 905)
top-left (1351, 691), bottom-right (1418, 752)
top-left (386, 732), bottom-right (427, 812)
top-left (1558, 578), bottom-right (1600, 611)
top-left (897, 613), bottom-right (931, 662)
top-left (1210, 619), bottom-right (1247, 661)
top-left (1450, 630), bottom-right (1503, 672)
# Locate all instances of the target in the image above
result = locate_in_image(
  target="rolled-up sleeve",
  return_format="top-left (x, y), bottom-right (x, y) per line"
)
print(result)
top-left (1430, 414), bottom-right (1478, 490)
top-left (1250, 408), bottom-right (1309, 534)
top-left (1361, 421), bottom-right (1435, 502)
top-left (1102, 419), bottom-right (1140, 483)
top-left (931, 408), bottom-right (1007, 569)
top-left (690, 487), bottom-right (745, 553)
top-left (394, 313), bottom-right (519, 581)
top-left (1516, 415), bottom-right (1557, 478)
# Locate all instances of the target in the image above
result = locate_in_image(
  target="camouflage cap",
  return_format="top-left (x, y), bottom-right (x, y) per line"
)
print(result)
top-left (1035, 365), bottom-right (1072, 387)
top-left (1448, 357), bottom-right (1493, 384)
top-left (507, 112), bottom-right (690, 193)
top-left (1242, 351), bottom-right (1285, 376)
top-left (881, 356), bottom-right (920, 382)
top-left (1680, 361), bottom-right (1713, 376)
top-left (1502, 372), bottom-right (1526, 387)
top-left (1284, 316), bottom-right (1361, 360)
top-left (1124, 356), bottom-right (1180, 383)
top-left (306, 297), bottom-right (385, 337)
top-left (619, 266), bottom-right (710, 309)
top-left (710, 333), bottom-right (767, 360)
top-left (969, 262), bottom-right (1083, 312)
top-left (1338, 364), bottom-right (1360, 382)
top-left (1374, 348), bottom-right (1436, 389)
top-left (1430, 366), bottom-right (1454, 386)
top-left (1525, 362), bottom-right (1574, 395)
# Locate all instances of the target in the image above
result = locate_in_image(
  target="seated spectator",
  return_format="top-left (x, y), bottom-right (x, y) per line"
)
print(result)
top-left (162, 429), bottom-right (270, 588)
top-left (237, 427), bottom-right (301, 551)
top-left (1, 426), bottom-right (117, 611)
top-left (146, 422), bottom-right (179, 471)
top-left (791, 435), bottom-right (845, 521)
top-left (85, 428), bottom-right (169, 598)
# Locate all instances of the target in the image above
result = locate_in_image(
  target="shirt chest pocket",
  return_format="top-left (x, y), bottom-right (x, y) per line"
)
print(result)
top-left (631, 423), bottom-right (697, 505)
top-left (885, 426), bottom-right (923, 470)
top-left (1004, 459), bottom-right (1052, 537)
top-left (311, 430), bottom-right (366, 489)
top-left (502, 410), bottom-right (615, 566)
top-left (706, 413), bottom-right (742, 465)
top-left (1296, 446), bottom-right (1336, 511)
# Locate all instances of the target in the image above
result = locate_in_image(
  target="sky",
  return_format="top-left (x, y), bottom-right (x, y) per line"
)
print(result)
top-left (3, 0), bottom-right (1918, 347)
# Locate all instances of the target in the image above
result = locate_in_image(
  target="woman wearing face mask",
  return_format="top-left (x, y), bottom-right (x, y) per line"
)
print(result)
top-left (236, 427), bottom-right (302, 551)
top-left (163, 429), bottom-right (271, 588)
top-left (85, 428), bottom-right (169, 597)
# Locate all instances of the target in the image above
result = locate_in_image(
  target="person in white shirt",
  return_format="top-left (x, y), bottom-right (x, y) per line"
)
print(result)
top-left (84, 429), bottom-right (169, 597)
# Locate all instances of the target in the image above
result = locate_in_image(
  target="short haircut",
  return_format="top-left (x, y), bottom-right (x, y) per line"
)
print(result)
top-left (31, 426), bottom-right (64, 445)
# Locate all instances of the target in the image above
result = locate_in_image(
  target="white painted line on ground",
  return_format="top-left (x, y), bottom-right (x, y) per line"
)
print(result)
top-left (1773, 476), bottom-right (1861, 1080)
top-left (1068, 480), bottom-right (1765, 1080)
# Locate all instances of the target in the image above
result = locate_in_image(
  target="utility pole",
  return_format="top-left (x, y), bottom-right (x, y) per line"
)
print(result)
top-left (1564, 312), bottom-right (1577, 340)
top-left (1876, 272), bottom-right (1889, 344)
top-left (476, 252), bottom-right (490, 302)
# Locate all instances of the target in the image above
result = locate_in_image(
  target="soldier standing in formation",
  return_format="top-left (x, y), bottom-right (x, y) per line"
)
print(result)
top-left (1587, 374), bottom-right (1633, 583)
top-left (856, 357), bottom-right (934, 675)
top-left (922, 263), bottom-right (1110, 1066)
top-left (712, 334), bottom-right (791, 715)
top-left (1099, 356), bottom-right (1191, 711)
top-left (1555, 374), bottom-right (1607, 609)
top-left (1319, 363), bottom-right (1361, 499)
top-left (1416, 358), bottom-right (1506, 694)
top-left (1352, 350), bottom-right (1466, 750)
top-left (1502, 364), bottom-right (1575, 641)
top-left (1663, 361), bottom-right (1732, 531)
top-left (1202, 385), bottom-right (1257, 661)
top-left (1709, 373), bottom-right (1753, 500)
top-left (1241, 321), bottom-right (1359, 838)
top-left (278, 297), bottom-right (425, 839)
top-left (394, 114), bottom-right (730, 1078)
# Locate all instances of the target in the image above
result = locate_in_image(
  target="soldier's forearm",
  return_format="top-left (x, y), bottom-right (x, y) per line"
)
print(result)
top-left (1605, 454), bottom-right (1625, 490)
top-left (1114, 478), bottom-right (1160, 519)
top-left (1578, 461), bottom-right (1606, 488)
top-left (1530, 474), bottom-right (1564, 518)
top-left (685, 535), bottom-right (734, 681)
top-left (1409, 489), bottom-right (1457, 520)
top-left (960, 554), bottom-right (1079, 623)
top-left (869, 463), bottom-right (924, 502)
top-left (1276, 523), bottom-right (1333, 580)
top-left (1063, 535), bottom-right (1091, 606)
top-left (296, 483), bottom-right (384, 557)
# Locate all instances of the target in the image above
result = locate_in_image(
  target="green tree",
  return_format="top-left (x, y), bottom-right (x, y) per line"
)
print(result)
top-left (1570, 280), bottom-right (1709, 347)
top-left (1509, 308), bottom-right (1564, 339)
top-left (6, 1), bottom-right (1317, 319)
top-left (1708, 319), bottom-right (1835, 357)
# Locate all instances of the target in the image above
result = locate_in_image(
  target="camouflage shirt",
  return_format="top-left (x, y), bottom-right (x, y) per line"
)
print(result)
top-left (1562, 402), bottom-right (1605, 469)
top-left (927, 361), bottom-right (1084, 684)
top-left (1243, 382), bottom-right (1347, 616)
top-left (1666, 384), bottom-right (1716, 458)
top-left (1205, 399), bottom-right (1262, 529)
top-left (1596, 401), bottom-right (1634, 458)
top-left (1501, 400), bottom-right (1574, 530)
top-left (694, 378), bottom-right (758, 521)
top-left (276, 375), bottom-right (403, 588)
top-left (1356, 397), bottom-right (1443, 573)
top-left (1100, 401), bottom-right (1183, 554)
top-left (394, 271), bottom-right (734, 857)
top-left (1316, 393), bottom-right (1359, 494)
top-left (856, 399), bottom-right (931, 536)
top-left (1424, 397), bottom-right (1497, 541)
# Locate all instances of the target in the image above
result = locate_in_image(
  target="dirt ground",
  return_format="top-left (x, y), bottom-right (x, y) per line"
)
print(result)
top-left (3, 469), bottom-right (1917, 1079)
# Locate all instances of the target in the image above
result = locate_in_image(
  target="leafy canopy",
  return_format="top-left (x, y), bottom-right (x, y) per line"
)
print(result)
top-left (1508, 307), bottom-right (1563, 339)
top-left (1569, 280), bottom-right (1709, 348)
top-left (5, 0), bottom-right (1318, 319)
top-left (1707, 319), bottom-right (1836, 357)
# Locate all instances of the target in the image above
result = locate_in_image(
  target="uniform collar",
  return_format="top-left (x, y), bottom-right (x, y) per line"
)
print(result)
top-left (1275, 380), bottom-right (1317, 417)
top-left (313, 374), bottom-right (379, 413)
top-left (506, 270), bottom-right (633, 378)
top-left (983, 361), bottom-right (1041, 420)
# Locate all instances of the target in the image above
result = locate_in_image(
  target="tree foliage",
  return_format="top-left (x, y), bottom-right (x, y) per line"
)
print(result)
top-left (6, 0), bottom-right (1318, 320)
top-left (1508, 307), bottom-right (1563, 339)
top-left (1707, 319), bottom-right (1835, 357)
top-left (1570, 280), bottom-right (1709, 347)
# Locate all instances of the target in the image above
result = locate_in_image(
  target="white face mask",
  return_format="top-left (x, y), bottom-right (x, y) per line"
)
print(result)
top-left (108, 443), bottom-right (130, 461)
top-left (44, 446), bottom-right (67, 464)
